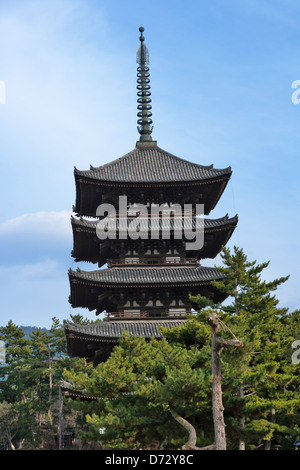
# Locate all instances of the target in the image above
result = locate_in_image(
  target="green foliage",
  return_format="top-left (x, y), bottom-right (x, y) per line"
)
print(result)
top-left (192, 246), bottom-right (300, 449)
top-left (65, 246), bottom-right (299, 450)
top-left (0, 314), bottom-right (91, 449)
top-left (0, 247), bottom-right (299, 450)
top-left (64, 334), bottom-right (214, 449)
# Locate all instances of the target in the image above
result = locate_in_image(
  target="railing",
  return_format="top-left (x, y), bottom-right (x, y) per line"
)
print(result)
top-left (165, 258), bottom-right (198, 265)
top-left (103, 208), bottom-right (196, 218)
top-left (107, 257), bottom-right (199, 267)
top-left (104, 311), bottom-right (188, 321)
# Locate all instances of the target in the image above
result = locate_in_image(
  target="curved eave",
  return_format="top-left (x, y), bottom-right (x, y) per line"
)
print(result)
top-left (71, 213), bottom-right (238, 230)
top-left (64, 319), bottom-right (187, 362)
top-left (73, 144), bottom-right (232, 185)
top-left (68, 266), bottom-right (227, 312)
top-left (70, 214), bottom-right (238, 265)
top-left (73, 170), bottom-right (232, 217)
top-left (74, 168), bottom-right (232, 187)
top-left (68, 265), bottom-right (225, 288)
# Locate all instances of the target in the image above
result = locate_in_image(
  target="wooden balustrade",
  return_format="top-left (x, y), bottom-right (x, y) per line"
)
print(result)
top-left (107, 257), bottom-right (199, 267)
top-left (104, 208), bottom-right (196, 218)
top-left (104, 311), bottom-right (188, 321)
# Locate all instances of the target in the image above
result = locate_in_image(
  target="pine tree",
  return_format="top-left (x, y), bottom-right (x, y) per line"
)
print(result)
top-left (0, 321), bottom-right (31, 404)
top-left (191, 246), bottom-right (300, 450)
top-left (64, 333), bottom-right (216, 450)
top-left (0, 315), bottom-right (90, 449)
top-left (0, 322), bottom-right (37, 446)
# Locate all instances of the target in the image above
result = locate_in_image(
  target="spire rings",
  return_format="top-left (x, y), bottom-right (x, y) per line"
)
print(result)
top-left (136, 27), bottom-right (153, 141)
top-left (137, 65), bottom-right (153, 127)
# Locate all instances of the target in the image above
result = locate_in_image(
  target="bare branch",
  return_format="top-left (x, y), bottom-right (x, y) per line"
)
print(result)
top-left (169, 408), bottom-right (197, 448)
top-left (169, 408), bottom-right (216, 450)
top-left (216, 337), bottom-right (243, 348)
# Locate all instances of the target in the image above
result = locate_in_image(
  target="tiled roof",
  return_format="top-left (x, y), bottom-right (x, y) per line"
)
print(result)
top-left (71, 213), bottom-right (238, 232)
top-left (65, 320), bottom-right (187, 340)
top-left (65, 320), bottom-right (189, 363)
top-left (68, 265), bottom-right (224, 286)
top-left (74, 145), bottom-right (231, 184)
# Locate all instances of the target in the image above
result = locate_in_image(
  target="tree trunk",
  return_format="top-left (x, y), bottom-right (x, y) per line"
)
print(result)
top-left (58, 384), bottom-right (63, 450)
top-left (234, 279), bottom-right (246, 451)
top-left (239, 386), bottom-right (245, 450)
top-left (210, 322), bottom-right (227, 450)
top-left (7, 433), bottom-right (16, 450)
top-left (48, 344), bottom-right (53, 425)
top-left (264, 407), bottom-right (276, 450)
top-left (239, 416), bottom-right (245, 450)
top-left (207, 311), bottom-right (243, 451)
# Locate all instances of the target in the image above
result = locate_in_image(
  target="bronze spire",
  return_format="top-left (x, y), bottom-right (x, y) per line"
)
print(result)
top-left (136, 27), bottom-right (153, 142)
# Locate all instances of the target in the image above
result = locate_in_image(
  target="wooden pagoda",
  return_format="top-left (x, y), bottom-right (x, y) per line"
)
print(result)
top-left (65, 27), bottom-right (237, 365)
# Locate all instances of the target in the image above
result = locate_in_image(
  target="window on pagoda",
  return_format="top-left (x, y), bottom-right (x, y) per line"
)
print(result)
top-left (165, 256), bottom-right (180, 264)
top-left (123, 309), bottom-right (141, 315)
top-left (168, 308), bottom-right (186, 316)
top-left (125, 257), bottom-right (140, 264)
top-left (146, 259), bottom-right (160, 265)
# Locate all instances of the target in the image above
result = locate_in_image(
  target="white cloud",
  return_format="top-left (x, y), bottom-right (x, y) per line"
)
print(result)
top-left (0, 0), bottom-right (136, 221)
top-left (0, 258), bottom-right (63, 282)
top-left (0, 210), bottom-right (72, 239)
top-left (0, 257), bottom-right (72, 328)
top-left (0, 210), bottom-right (76, 327)
top-left (0, 211), bottom-right (73, 267)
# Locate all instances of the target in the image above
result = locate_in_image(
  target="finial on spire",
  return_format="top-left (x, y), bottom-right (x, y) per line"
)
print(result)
top-left (139, 26), bottom-right (144, 41)
top-left (136, 26), bottom-right (153, 142)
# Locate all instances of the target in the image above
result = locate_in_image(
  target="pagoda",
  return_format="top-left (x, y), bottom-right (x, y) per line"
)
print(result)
top-left (65, 27), bottom-right (237, 365)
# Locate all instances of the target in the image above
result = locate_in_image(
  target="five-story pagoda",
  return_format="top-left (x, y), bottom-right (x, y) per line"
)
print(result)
top-left (65, 27), bottom-right (237, 364)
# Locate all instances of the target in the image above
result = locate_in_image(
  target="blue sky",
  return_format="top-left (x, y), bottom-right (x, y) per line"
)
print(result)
top-left (0, 0), bottom-right (300, 328)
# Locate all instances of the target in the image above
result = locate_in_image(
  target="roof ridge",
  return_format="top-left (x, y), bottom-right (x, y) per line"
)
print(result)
top-left (89, 147), bottom-right (138, 171)
top-left (73, 148), bottom-right (138, 175)
top-left (155, 146), bottom-right (223, 171)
